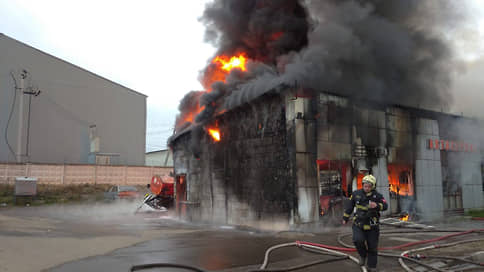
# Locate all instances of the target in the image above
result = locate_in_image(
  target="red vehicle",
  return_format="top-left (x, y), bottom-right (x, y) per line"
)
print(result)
top-left (145, 175), bottom-right (174, 209)
top-left (104, 185), bottom-right (140, 201)
top-left (149, 175), bottom-right (174, 198)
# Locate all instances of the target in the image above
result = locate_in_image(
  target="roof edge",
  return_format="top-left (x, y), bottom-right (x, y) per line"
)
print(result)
top-left (0, 33), bottom-right (147, 98)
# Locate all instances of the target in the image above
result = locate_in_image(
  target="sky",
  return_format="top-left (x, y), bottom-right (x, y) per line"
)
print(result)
top-left (0, 0), bottom-right (215, 152)
top-left (1, 0), bottom-right (484, 152)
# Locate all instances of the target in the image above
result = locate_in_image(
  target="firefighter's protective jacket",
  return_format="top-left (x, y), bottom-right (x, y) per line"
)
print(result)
top-left (343, 189), bottom-right (388, 230)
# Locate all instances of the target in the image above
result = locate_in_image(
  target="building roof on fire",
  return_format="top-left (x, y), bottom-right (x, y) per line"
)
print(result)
top-left (169, 84), bottom-right (482, 146)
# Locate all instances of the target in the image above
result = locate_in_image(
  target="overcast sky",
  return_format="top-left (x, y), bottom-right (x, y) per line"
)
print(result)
top-left (0, 0), bottom-right (215, 151)
top-left (1, 0), bottom-right (484, 152)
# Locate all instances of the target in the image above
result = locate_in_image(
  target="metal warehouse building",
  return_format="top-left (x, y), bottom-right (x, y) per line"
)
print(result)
top-left (0, 34), bottom-right (146, 165)
top-left (170, 88), bottom-right (484, 226)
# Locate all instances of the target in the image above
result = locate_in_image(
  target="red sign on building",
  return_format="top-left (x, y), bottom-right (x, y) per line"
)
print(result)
top-left (428, 139), bottom-right (475, 152)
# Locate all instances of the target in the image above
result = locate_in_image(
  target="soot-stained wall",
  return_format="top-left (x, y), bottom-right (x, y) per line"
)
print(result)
top-left (172, 93), bottom-right (295, 226)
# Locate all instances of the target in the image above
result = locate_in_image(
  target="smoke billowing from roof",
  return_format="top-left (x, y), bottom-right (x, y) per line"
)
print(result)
top-left (201, 0), bottom-right (309, 65)
top-left (173, 0), bottom-right (467, 139)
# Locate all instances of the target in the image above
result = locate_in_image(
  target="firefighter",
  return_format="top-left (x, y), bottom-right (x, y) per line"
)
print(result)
top-left (342, 174), bottom-right (388, 271)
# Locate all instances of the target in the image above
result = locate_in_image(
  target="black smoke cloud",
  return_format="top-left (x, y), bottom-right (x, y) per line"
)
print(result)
top-left (278, 0), bottom-right (460, 107)
top-left (201, 0), bottom-right (309, 64)
top-left (175, 90), bottom-right (204, 131)
top-left (206, 0), bottom-right (466, 112)
top-left (173, 0), bottom-right (469, 142)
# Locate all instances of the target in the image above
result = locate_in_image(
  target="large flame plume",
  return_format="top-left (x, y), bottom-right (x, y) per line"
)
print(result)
top-left (175, 53), bottom-right (249, 137)
top-left (214, 54), bottom-right (247, 72)
top-left (201, 53), bottom-right (248, 91)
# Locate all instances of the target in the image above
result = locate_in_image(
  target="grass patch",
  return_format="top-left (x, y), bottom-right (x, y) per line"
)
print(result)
top-left (465, 209), bottom-right (484, 218)
top-left (0, 184), bottom-right (144, 206)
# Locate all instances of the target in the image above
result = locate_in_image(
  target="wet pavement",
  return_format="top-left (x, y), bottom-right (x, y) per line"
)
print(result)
top-left (1, 203), bottom-right (483, 272)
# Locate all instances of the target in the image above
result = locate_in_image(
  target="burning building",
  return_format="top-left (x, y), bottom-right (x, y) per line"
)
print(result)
top-left (170, 88), bottom-right (484, 225)
top-left (168, 0), bottom-right (484, 226)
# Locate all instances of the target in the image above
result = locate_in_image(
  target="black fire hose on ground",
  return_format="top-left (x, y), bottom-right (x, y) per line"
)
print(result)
top-left (131, 263), bottom-right (207, 272)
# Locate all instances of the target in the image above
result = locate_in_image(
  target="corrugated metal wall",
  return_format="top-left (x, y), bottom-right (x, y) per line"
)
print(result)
top-left (0, 35), bottom-right (146, 165)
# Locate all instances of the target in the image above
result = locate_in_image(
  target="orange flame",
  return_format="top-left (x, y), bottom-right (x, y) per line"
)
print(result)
top-left (213, 54), bottom-right (247, 72)
top-left (202, 53), bottom-right (248, 90)
top-left (182, 105), bottom-right (205, 124)
top-left (177, 53), bottom-right (249, 131)
top-left (400, 214), bottom-right (409, 221)
top-left (208, 128), bottom-right (221, 142)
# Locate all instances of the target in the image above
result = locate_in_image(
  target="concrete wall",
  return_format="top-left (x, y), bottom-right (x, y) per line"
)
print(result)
top-left (172, 94), bottom-right (294, 227)
top-left (414, 118), bottom-right (444, 220)
top-left (0, 163), bottom-right (171, 185)
top-left (286, 95), bottom-right (318, 223)
top-left (0, 34), bottom-right (146, 165)
top-left (438, 117), bottom-right (483, 211)
top-left (317, 94), bottom-right (352, 161)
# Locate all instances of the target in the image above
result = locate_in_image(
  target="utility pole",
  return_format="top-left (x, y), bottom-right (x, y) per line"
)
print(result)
top-left (16, 70), bottom-right (27, 163)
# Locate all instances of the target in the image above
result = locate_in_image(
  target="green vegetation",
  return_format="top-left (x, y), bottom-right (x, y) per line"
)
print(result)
top-left (0, 184), bottom-right (139, 206)
top-left (465, 209), bottom-right (484, 218)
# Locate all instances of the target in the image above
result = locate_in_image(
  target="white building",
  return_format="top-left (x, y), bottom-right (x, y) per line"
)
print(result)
top-left (0, 34), bottom-right (146, 165)
top-left (145, 149), bottom-right (173, 167)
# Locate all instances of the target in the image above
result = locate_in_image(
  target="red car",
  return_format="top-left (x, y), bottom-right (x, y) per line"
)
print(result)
top-left (104, 185), bottom-right (140, 201)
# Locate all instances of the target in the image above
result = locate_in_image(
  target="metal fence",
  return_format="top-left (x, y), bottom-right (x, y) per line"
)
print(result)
top-left (0, 163), bottom-right (172, 185)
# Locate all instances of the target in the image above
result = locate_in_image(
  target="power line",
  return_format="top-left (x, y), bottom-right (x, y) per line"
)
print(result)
top-left (4, 71), bottom-right (18, 158)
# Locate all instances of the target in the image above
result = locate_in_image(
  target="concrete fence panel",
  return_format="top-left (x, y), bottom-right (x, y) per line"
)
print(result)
top-left (64, 165), bottom-right (96, 184)
top-left (30, 164), bottom-right (63, 185)
top-left (0, 163), bottom-right (173, 186)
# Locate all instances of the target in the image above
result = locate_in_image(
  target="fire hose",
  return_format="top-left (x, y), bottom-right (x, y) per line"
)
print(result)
top-left (398, 238), bottom-right (484, 272)
top-left (248, 242), bottom-right (367, 272)
top-left (333, 228), bottom-right (484, 272)
top-left (250, 229), bottom-right (484, 272)
top-left (299, 228), bottom-right (484, 252)
top-left (337, 229), bottom-right (464, 249)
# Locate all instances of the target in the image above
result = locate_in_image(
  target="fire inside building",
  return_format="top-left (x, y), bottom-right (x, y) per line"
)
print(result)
top-left (167, 1), bottom-right (484, 227)
top-left (169, 87), bottom-right (484, 226)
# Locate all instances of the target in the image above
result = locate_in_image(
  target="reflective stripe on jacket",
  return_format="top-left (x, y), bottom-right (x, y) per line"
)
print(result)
top-left (342, 189), bottom-right (388, 230)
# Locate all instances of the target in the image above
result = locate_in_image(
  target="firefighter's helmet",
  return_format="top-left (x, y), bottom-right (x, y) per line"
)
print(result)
top-left (362, 174), bottom-right (376, 190)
